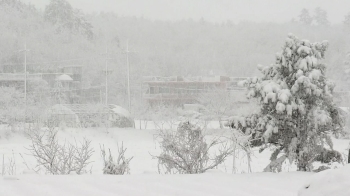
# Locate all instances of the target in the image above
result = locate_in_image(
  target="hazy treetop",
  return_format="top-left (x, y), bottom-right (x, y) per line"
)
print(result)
top-left (22, 0), bottom-right (350, 24)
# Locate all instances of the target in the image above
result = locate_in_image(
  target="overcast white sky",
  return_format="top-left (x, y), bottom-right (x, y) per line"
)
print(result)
top-left (23, 0), bottom-right (350, 24)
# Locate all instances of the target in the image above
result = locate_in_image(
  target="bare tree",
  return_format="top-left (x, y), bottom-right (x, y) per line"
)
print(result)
top-left (198, 89), bottom-right (238, 128)
top-left (27, 125), bottom-right (94, 175)
top-left (150, 103), bottom-right (178, 130)
top-left (230, 130), bottom-right (253, 173)
top-left (131, 99), bottom-right (151, 129)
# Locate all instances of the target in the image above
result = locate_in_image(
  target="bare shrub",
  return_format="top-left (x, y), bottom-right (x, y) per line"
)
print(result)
top-left (198, 89), bottom-right (249, 129)
top-left (27, 125), bottom-right (94, 175)
top-left (1, 152), bottom-right (16, 176)
top-left (340, 109), bottom-right (350, 139)
top-left (100, 143), bottom-right (133, 175)
top-left (147, 103), bottom-right (179, 130)
top-left (154, 121), bottom-right (232, 174)
top-left (6, 152), bottom-right (16, 175)
top-left (230, 130), bottom-right (253, 173)
top-left (131, 98), bottom-right (151, 129)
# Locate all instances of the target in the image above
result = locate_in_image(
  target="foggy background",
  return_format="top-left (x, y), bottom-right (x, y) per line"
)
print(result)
top-left (21, 0), bottom-right (349, 23)
top-left (1, 0), bottom-right (350, 109)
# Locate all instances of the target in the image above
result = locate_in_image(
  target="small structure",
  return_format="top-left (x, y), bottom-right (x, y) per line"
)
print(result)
top-left (59, 65), bottom-right (83, 90)
top-left (48, 104), bottom-right (134, 128)
top-left (55, 74), bottom-right (73, 89)
top-left (108, 104), bottom-right (134, 128)
top-left (56, 74), bottom-right (73, 81)
top-left (59, 65), bottom-right (83, 82)
top-left (49, 104), bottom-right (80, 127)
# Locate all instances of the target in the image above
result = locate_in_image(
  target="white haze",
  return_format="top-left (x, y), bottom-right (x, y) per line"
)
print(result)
top-left (23, 0), bottom-right (350, 24)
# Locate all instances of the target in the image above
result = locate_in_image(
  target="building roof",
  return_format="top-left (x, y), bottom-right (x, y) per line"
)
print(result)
top-left (56, 74), bottom-right (73, 81)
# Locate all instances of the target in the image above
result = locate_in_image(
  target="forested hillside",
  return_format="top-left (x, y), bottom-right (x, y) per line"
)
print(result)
top-left (1, 0), bottom-right (350, 90)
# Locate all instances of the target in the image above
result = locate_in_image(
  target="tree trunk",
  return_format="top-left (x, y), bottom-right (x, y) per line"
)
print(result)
top-left (264, 155), bottom-right (287, 172)
top-left (297, 162), bottom-right (308, 171)
top-left (297, 154), bottom-right (311, 172)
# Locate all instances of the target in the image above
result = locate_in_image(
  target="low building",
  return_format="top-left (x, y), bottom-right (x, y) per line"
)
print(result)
top-left (142, 75), bottom-right (248, 106)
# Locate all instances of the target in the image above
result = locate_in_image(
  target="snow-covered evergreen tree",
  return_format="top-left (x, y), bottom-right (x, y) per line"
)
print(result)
top-left (314, 7), bottom-right (330, 26)
top-left (299, 9), bottom-right (313, 25)
top-left (230, 34), bottom-right (344, 171)
top-left (44, 0), bottom-right (93, 39)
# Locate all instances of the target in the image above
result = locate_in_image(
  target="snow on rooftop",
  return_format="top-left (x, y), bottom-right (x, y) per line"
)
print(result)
top-left (109, 104), bottom-right (131, 118)
top-left (56, 74), bottom-right (73, 81)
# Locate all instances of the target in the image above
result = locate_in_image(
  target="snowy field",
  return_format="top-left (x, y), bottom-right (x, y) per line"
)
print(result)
top-left (1, 171), bottom-right (311, 196)
top-left (0, 123), bottom-right (349, 196)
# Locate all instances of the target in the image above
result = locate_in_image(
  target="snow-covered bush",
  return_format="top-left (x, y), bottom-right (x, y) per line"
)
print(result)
top-left (78, 104), bottom-right (109, 128)
top-left (154, 121), bottom-right (232, 174)
top-left (314, 148), bottom-right (342, 164)
top-left (27, 125), bottom-right (94, 175)
top-left (229, 34), bottom-right (344, 171)
top-left (100, 143), bottom-right (133, 175)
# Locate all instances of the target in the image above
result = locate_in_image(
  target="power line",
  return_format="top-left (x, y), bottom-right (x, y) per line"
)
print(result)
top-left (0, 56), bottom-right (116, 67)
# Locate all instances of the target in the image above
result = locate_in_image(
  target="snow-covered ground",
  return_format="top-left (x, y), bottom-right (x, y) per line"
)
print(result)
top-left (0, 124), bottom-right (349, 195)
top-left (298, 164), bottom-right (350, 196)
top-left (0, 171), bottom-right (311, 196)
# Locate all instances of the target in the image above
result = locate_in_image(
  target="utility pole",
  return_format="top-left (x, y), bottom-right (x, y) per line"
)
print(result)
top-left (348, 142), bottom-right (350, 164)
top-left (102, 46), bottom-right (111, 106)
top-left (126, 39), bottom-right (131, 111)
top-left (19, 42), bottom-right (29, 127)
top-left (24, 42), bottom-right (28, 107)
top-left (105, 47), bottom-right (108, 106)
